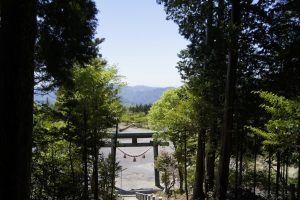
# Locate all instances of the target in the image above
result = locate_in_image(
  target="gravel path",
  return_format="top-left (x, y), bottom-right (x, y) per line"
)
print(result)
top-left (101, 138), bottom-right (173, 190)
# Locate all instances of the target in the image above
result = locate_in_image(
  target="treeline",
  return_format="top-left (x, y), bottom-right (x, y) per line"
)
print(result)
top-left (128, 104), bottom-right (152, 114)
top-left (121, 104), bottom-right (152, 128)
top-left (148, 0), bottom-right (300, 199)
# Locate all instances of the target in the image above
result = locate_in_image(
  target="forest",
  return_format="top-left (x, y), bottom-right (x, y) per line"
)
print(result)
top-left (0, 0), bottom-right (299, 200)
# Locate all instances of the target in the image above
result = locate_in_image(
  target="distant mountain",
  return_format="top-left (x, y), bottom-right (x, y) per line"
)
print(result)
top-left (34, 91), bottom-right (57, 104)
top-left (33, 85), bottom-right (172, 105)
top-left (119, 85), bottom-right (172, 105)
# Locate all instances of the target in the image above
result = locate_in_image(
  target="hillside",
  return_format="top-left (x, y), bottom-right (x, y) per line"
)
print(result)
top-left (34, 91), bottom-right (56, 104)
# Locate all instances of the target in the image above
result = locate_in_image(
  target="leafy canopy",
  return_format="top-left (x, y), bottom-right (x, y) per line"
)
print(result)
top-left (248, 91), bottom-right (300, 152)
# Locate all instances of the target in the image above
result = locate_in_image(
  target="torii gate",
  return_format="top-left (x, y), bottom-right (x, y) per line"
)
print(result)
top-left (109, 124), bottom-right (168, 189)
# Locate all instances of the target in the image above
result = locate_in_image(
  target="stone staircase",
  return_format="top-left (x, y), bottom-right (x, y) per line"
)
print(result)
top-left (135, 192), bottom-right (162, 200)
top-left (116, 188), bottom-right (163, 200)
top-left (120, 195), bottom-right (138, 200)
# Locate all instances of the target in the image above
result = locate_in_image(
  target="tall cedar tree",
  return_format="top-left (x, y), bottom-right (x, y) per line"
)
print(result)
top-left (215, 0), bottom-right (240, 199)
top-left (0, 0), bottom-right (98, 199)
top-left (0, 1), bottom-right (37, 200)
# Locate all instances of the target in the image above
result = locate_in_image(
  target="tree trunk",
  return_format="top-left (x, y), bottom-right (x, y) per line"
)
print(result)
top-left (83, 140), bottom-right (88, 200)
top-left (205, 0), bottom-right (213, 47)
top-left (276, 152), bottom-right (281, 199)
top-left (179, 168), bottom-right (184, 194)
top-left (184, 131), bottom-right (189, 200)
top-left (83, 110), bottom-right (89, 200)
top-left (238, 132), bottom-right (243, 190)
top-left (110, 123), bottom-right (118, 200)
top-left (285, 163), bottom-right (288, 200)
top-left (199, 0), bottom-right (215, 195)
top-left (205, 121), bottom-right (217, 195)
top-left (93, 143), bottom-right (99, 200)
top-left (253, 144), bottom-right (257, 197)
top-left (192, 129), bottom-right (206, 200)
top-left (235, 130), bottom-right (241, 199)
top-left (69, 141), bottom-right (76, 200)
top-left (51, 149), bottom-right (57, 199)
top-left (298, 137), bottom-right (300, 200)
top-left (235, 144), bottom-right (239, 200)
top-left (0, 1), bottom-right (36, 200)
top-left (215, 0), bottom-right (240, 199)
top-left (67, 112), bottom-right (76, 200)
top-left (282, 163), bottom-right (285, 200)
top-left (268, 150), bottom-right (272, 197)
top-left (174, 143), bottom-right (184, 194)
top-left (206, 140), bottom-right (216, 192)
top-left (298, 153), bottom-right (300, 200)
top-left (218, 0), bottom-right (224, 27)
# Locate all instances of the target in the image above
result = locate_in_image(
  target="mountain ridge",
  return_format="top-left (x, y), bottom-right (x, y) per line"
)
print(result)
top-left (119, 85), bottom-right (173, 105)
top-left (34, 85), bottom-right (173, 105)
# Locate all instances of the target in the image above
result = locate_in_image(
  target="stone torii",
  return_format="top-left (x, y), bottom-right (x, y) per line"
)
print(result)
top-left (108, 124), bottom-right (168, 189)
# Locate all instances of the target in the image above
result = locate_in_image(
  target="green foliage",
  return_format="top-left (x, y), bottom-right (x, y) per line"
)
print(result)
top-left (32, 104), bottom-right (83, 200)
top-left (97, 154), bottom-right (122, 199)
top-left (121, 104), bottom-right (151, 128)
top-left (148, 86), bottom-right (201, 193)
top-left (36, 0), bottom-right (100, 88)
top-left (248, 91), bottom-right (300, 154)
top-left (56, 58), bottom-right (124, 136)
top-left (31, 58), bottom-right (124, 199)
top-left (148, 87), bottom-right (199, 160)
top-left (121, 111), bottom-right (148, 128)
top-left (148, 87), bottom-right (199, 137)
top-left (155, 151), bottom-right (177, 196)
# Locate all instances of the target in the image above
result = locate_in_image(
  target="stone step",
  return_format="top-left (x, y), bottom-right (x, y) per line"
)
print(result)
top-left (118, 194), bottom-right (137, 200)
top-left (122, 196), bottom-right (138, 200)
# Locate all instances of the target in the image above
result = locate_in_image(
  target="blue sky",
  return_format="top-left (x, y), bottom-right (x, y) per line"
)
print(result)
top-left (94, 0), bottom-right (188, 87)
